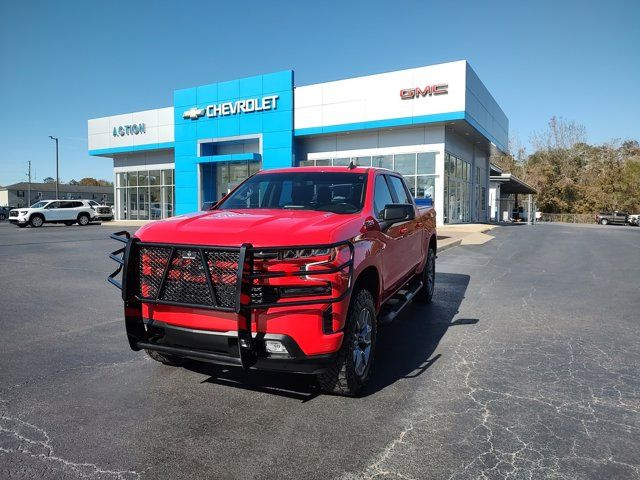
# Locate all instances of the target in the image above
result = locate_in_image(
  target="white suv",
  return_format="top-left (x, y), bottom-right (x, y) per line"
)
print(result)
top-left (87, 200), bottom-right (114, 221)
top-left (9, 200), bottom-right (96, 228)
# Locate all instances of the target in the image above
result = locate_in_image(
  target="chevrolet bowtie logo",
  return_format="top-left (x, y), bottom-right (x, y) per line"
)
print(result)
top-left (183, 107), bottom-right (205, 120)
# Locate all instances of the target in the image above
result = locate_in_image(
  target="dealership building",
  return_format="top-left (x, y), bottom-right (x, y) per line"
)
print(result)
top-left (88, 60), bottom-right (508, 225)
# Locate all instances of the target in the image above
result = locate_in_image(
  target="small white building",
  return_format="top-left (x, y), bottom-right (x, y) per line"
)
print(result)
top-left (489, 164), bottom-right (537, 222)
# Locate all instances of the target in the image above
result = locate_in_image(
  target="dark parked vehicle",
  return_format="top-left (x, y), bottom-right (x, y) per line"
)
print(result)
top-left (0, 206), bottom-right (11, 221)
top-left (595, 211), bottom-right (628, 225)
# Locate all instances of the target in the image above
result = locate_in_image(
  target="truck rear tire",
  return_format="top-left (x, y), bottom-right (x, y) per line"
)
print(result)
top-left (146, 349), bottom-right (185, 366)
top-left (416, 247), bottom-right (436, 304)
top-left (317, 288), bottom-right (376, 396)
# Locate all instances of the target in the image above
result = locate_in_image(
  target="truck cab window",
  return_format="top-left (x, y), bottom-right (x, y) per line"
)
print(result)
top-left (388, 175), bottom-right (412, 204)
top-left (374, 175), bottom-right (394, 219)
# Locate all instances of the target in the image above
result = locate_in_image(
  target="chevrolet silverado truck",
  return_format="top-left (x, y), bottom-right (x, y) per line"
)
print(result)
top-left (108, 166), bottom-right (437, 395)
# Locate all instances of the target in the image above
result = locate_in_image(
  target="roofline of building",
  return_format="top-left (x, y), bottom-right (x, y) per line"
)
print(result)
top-left (89, 60), bottom-right (471, 121)
top-left (0, 182), bottom-right (113, 192)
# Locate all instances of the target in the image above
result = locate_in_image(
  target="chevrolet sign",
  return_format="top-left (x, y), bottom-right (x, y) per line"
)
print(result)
top-left (183, 95), bottom-right (279, 120)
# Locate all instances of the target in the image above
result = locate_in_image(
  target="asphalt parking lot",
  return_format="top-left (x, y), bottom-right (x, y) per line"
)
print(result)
top-left (0, 221), bottom-right (638, 479)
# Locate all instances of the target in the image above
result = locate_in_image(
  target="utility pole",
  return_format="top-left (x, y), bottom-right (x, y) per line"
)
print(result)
top-left (26, 161), bottom-right (32, 206)
top-left (49, 136), bottom-right (59, 199)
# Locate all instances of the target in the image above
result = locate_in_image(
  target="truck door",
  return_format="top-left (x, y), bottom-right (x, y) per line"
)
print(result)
top-left (373, 174), bottom-right (419, 294)
top-left (386, 175), bottom-right (423, 277)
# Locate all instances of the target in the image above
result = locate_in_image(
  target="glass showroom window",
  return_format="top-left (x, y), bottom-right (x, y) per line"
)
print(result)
top-left (443, 153), bottom-right (471, 223)
top-left (303, 152), bottom-right (437, 201)
top-left (115, 168), bottom-right (175, 220)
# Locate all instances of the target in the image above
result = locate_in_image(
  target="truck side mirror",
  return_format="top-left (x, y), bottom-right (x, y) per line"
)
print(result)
top-left (381, 204), bottom-right (415, 228)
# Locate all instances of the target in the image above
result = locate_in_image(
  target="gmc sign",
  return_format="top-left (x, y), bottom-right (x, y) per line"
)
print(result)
top-left (400, 83), bottom-right (448, 99)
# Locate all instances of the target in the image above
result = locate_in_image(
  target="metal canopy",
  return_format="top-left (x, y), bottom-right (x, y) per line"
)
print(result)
top-left (490, 173), bottom-right (537, 195)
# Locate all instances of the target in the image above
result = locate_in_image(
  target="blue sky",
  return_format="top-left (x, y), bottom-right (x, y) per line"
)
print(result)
top-left (1, 0), bottom-right (638, 186)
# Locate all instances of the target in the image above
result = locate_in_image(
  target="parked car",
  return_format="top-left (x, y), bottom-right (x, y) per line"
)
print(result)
top-left (87, 200), bottom-right (114, 221)
top-left (0, 206), bottom-right (12, 221)
top-left (109, 166), bottom-right (437, 396)
top-left (595, 211), bottom-right (628, 225)
top-left (9, 200), bottom-right (96, 227)
top-left (627, 214), bottom-right (639, 226)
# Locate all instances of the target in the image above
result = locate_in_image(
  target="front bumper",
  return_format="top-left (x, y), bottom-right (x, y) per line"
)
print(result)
top-left (108, 231), bottom-right (354, 370)
top-left (138, 319), bottom-right (336, 374)
top-left (9, 217), bottom-right (27, 224)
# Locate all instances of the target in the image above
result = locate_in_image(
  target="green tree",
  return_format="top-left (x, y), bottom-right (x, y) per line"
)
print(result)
top-left (493, 117), bottom-right (640, 214)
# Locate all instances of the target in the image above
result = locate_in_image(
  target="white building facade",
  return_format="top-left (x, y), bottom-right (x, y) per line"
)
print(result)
top-left (88, 60), bottom-right (508, 225)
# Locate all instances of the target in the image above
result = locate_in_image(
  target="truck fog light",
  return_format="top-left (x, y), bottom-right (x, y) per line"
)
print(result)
top-left (265, 340), bottom-right (288, 354)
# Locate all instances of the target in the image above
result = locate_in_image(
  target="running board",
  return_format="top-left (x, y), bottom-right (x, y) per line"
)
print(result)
top-left (378, 281), bottom-right (423, 325)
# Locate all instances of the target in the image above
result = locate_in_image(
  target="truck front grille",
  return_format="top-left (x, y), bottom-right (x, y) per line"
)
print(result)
top-left (138, 246), bottom-right (241, 309)
top-left (9, 211), bottom-right (18, 217)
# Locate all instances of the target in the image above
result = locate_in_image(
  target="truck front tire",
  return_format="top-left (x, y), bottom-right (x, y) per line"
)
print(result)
top-left (317, 288), bottom-right (377, 396)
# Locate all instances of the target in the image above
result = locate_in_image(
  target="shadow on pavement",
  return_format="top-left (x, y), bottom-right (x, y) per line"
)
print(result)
top-left (362, 272), bottom-right (473, 396)
top-left (186, 272), bottom-right (473, 401)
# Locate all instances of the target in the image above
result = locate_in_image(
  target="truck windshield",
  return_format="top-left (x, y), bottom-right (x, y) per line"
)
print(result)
top-left (216, 172), bottom-right (367, 214)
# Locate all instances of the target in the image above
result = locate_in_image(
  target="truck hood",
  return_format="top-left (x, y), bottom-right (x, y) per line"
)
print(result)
top-left (134, 209), bottom-right (361, 247)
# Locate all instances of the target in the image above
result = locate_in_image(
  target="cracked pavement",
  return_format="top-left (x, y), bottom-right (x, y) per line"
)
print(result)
top-left (0, 222), bottom-right (638, 479)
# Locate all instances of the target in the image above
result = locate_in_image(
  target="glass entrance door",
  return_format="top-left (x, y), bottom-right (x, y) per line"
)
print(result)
top-left (215, 160), bottom-right (261, 200)
top-left (444, 153), bottom-right (471, 224)
top-left (201, 160), bottom-right (261, 209)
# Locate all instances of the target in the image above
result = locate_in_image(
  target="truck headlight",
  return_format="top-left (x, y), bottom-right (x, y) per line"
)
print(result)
top-left (19, 210), bottom-right (28, 215)
top-left (280, 248), bottom-right (333, 260)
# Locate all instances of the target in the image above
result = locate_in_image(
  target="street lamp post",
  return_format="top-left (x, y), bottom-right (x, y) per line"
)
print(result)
top-left (49, 136), bottom-right (59, 199)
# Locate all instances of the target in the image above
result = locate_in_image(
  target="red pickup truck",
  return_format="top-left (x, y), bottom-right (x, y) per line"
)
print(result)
top-left (109, 166), bottom-right (437, 395)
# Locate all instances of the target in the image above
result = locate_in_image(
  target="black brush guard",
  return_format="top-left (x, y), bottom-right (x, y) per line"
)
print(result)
top-left (108, 231), bottom-right (354, 369)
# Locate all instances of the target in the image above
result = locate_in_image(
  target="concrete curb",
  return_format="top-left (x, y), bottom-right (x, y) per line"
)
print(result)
top-left (437, 238), bottom-right (462, 253)
top-left (103, 220), bottom-right (153, 228)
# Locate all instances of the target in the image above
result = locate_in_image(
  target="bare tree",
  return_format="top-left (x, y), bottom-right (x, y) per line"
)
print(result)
top-left (508, 133), bottom-right (527, 162)
top-left (530, 116), bottom-right (587, 150)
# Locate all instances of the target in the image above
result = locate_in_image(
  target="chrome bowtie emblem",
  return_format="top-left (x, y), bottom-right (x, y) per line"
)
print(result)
top-left (182, 107), bottom-right (205, 120)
